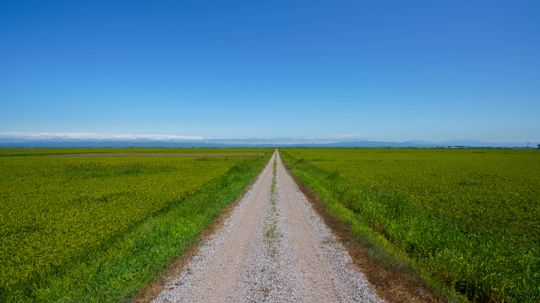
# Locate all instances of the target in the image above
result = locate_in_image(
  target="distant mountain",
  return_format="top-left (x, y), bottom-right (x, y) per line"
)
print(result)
top-left (0, 137), bottom-right (534, 148)
top-left (436, 140), bottom-right (528, 148)
top-left (313, 140), bottom-right (533, 148)
top-left (0, 139), bottom-right (227, 148)
top-left (308, 141), bottom-right (432, 148)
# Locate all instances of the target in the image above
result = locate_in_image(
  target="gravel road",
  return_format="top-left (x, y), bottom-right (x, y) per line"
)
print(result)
top-left (152, 151), bottom-right (385, 303)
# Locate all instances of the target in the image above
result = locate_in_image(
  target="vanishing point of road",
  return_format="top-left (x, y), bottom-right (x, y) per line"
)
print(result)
top-left (152, 151), bottom-right (384, 303)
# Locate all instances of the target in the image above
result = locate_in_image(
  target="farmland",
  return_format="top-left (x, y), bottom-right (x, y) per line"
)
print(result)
top-left (281, 148), bottom-right (540, 302)
top-left (0, 148), bottom-right (270, 302)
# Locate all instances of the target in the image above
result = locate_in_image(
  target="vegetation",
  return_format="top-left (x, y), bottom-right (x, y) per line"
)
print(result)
top-left (281, 148), bottom-right (540, 302)
top-left (0, 148), bottom-right (270, 302)
top-left (0, 147), bottom-right (263, 157)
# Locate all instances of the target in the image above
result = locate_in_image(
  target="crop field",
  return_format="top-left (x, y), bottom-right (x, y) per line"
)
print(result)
top-left (0, 147), bottom-right (265, 157)
top-left (0, 148), bottom-right (270, 302)
top-left (281, 148), bottom-right (540, 302)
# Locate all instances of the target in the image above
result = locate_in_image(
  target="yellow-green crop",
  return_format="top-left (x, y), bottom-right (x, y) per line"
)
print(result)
top-left (0, 148), bottom-right (270, 302)
top-left (282, 148), bottom-right (540, 302)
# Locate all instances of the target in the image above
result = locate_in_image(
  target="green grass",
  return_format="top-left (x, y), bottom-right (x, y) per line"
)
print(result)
top-left (0, 147), bottom-right (263, 157)
top-left (0, 148), bottom-right (270, 302)
top-left (281, 148), bottom-right (540, 302)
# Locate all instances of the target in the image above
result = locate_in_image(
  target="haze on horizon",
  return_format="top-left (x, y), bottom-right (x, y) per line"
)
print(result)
top-left (1, 1), bottom-right (539, 143)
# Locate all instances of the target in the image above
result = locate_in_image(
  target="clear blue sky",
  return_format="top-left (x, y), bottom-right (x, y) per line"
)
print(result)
top-left (1, 0), bottom-right (539, 142)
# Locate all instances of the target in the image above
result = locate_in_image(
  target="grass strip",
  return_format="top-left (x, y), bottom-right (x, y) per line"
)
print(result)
top-left (281, 148), bottom-right (540, 302)
top-left (280, 150), bottom-right (468, 303)
top-left (1, 153), bottom-right (269, 302)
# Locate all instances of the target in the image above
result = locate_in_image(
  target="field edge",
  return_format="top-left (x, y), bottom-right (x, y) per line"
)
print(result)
top-left (279, 149), bottom-right (466, 303)
top-left (1, 152), bottom-right (271, 302)
top-left (133, 152), bottom-right (274, 302)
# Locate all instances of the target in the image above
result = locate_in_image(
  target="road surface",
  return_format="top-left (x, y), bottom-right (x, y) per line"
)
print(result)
top-left (152, 151), bottom-right (384, 303)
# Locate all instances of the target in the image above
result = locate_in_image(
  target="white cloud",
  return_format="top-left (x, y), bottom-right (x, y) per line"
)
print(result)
top-left (0, 132), bottom-right (205, 141)
top-left (0, 132), bottom-right (366, 143)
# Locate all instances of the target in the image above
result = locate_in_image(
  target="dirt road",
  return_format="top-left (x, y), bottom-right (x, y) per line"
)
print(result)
top-left (152, 150), bottom-right (384, 303)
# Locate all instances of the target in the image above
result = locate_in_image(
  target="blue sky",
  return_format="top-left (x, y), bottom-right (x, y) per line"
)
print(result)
top-left (1, 0), bottom-right (539, 142)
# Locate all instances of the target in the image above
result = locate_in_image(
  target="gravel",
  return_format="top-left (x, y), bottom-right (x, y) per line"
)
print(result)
top-left (152, 151), bottom-right (385, 303)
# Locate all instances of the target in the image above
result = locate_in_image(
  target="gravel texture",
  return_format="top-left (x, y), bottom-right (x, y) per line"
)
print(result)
top-left (152, 151), bottom-right (385, 303)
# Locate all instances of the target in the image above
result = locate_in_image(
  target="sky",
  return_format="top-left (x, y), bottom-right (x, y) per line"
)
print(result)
top-left (1, 0), bottom-right (539, 143)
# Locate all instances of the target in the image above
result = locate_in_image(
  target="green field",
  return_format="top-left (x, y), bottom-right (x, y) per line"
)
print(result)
top-left (281, 148), bottom-right (540, 302)
top-left (0, 148), bottom-right (270, 302)
top-left (0, 147), bottom-right (264, 157)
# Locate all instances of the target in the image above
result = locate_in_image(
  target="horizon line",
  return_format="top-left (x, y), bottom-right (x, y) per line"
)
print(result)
top-left (0, 132), bottom-right (538, 146)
